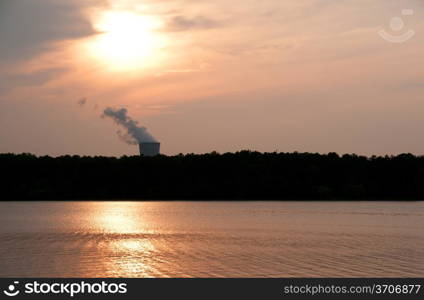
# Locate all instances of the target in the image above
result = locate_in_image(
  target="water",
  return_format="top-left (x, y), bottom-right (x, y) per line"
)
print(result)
top-left (0, 201), bottom-right (423, 277)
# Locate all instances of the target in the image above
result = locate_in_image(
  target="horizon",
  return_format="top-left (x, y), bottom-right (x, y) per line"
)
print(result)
top-left (2, 149), bottom-right (424, 159)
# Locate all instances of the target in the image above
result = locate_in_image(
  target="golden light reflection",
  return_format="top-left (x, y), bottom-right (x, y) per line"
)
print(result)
top-left (87, 10), bottom-right (167, 71)
top-left (95, 202), bottom-right (140, 233)
top-left (92, 202), bottom-right (159, 277)
top-left (109, 238), bottom-right (157, 277)
top-left (118, 239), bottom-right (155, 253)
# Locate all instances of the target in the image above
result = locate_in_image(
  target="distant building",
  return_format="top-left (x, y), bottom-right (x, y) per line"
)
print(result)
top-left (139, 142), bottom-right (160, 156)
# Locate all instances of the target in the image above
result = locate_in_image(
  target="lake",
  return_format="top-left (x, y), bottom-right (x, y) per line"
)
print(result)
top-left (0, 201), bottom-right (423, 277)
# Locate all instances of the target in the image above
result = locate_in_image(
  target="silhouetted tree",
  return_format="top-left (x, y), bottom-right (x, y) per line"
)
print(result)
top-left (1, 151), bottom-right (423, 200)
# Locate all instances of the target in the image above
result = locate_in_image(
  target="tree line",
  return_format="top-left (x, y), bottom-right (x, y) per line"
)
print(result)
top-left (1, 151), bottom-right (423, 200)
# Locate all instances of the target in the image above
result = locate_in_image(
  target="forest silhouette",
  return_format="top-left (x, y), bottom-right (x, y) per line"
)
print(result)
top-left (1, 151), bottom-right (423, 200)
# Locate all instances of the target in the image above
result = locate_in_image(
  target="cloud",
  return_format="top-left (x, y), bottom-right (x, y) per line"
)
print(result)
top-left (165, 15), bottom-right (221, 31)
top-left (0, 67), bottom-right (67, 93)
top-left (0, 0), bottom-right (99, 64)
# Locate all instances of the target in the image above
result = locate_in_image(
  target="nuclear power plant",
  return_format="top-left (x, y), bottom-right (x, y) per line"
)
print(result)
top-left (103, 107), bottom-right (160, 156)
top-left (139, 142), bottom-right (160, 156)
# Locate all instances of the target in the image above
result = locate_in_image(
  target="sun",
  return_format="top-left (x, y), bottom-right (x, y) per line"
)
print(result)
top-left (88, 11), bottom-right (166, 71)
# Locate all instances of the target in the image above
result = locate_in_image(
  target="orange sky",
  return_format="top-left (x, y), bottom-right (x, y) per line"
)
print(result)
top-left (0, 0), bottom-right (423, 156)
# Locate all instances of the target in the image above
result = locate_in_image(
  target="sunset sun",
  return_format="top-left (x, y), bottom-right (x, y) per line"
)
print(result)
top-left (88, 11), bottom-right (165, 71)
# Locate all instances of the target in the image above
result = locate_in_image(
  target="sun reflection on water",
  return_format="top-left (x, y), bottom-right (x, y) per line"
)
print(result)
top-left (108, 238), bottom-right (158, 277)
top-left (93, 202), bottom-right (142, 233)
top-left (91, 202), bottom-right (159, 277)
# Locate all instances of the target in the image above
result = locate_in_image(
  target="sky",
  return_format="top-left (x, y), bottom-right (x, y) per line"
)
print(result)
top-left (0, 0), bottom-right (423, 156)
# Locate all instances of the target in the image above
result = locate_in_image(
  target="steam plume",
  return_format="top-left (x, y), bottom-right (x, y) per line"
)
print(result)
top-left (103, 107), bottom-right (157, 144)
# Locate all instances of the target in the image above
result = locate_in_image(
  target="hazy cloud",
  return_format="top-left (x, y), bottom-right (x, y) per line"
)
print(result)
top-left (0, 0), bottom-right (98, 64)
top-left (0, 67), bottom-right (67, 93)
top-left (165, 15), bottom-right (220, 31)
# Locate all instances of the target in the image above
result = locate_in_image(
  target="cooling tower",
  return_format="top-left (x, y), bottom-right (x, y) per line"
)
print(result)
top-left (139, 142), bottom-right (160, 157)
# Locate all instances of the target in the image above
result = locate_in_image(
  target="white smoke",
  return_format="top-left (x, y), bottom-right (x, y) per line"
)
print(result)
top-left (103, 107), bottom-right (157, 144)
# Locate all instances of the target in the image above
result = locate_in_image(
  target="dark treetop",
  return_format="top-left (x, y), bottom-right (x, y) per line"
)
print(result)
top-left (1, 151), bottom-right (423, 200)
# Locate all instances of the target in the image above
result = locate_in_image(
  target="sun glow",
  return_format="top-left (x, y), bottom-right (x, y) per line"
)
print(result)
top-left (88, 11), bottom-right (166, 71)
